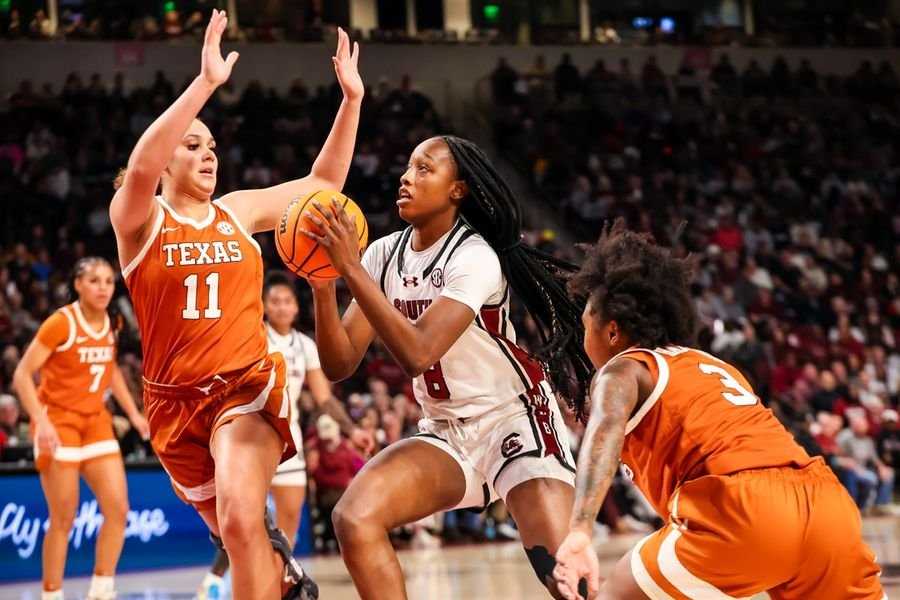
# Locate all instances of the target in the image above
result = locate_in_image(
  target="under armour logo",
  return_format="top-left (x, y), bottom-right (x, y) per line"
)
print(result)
top-left (402, 276), bottom-right (419, 288)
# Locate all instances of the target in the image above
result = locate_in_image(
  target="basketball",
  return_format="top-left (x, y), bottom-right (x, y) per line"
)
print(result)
top-left (275, 190), bottom-right (369, 280)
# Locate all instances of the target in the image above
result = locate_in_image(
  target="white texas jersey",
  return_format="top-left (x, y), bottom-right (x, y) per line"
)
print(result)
top-left (266, 323), bottom-right (320, 405)
top-left (359, 221), bottom-right (545, 420)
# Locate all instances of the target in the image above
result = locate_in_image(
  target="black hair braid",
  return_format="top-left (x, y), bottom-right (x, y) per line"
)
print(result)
top-left (441, 136), bottom-right (593, 419)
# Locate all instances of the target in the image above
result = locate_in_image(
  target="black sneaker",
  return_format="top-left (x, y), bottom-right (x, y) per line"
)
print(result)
top-left (264, 508), bottom-right (319, 599)
top-left (282, 574), bottom-right (319, 600)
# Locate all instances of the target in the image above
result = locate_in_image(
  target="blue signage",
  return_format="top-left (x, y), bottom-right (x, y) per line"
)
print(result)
top-left (0, 468), bottom-right (212, 582)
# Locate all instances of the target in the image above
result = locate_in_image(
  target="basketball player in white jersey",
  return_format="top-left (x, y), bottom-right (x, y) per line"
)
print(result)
top-left (302, 136), bottom-right (592, 599)
top-left (197, 274), bottom-right (373, 599)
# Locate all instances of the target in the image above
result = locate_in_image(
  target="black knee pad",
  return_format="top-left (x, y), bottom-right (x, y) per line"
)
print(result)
top-left (209, 531), bottom-right (226, 552)
top-left (525, 545), bottom-right (588, 599)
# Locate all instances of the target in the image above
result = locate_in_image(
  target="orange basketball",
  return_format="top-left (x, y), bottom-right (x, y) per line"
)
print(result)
top-left (275, 190), bottom-right (368, 280)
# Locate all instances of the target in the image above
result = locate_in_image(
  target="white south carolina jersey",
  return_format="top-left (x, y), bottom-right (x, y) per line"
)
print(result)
top-left (266, 323), bottom-right (319, 410)
top-left (359, 220), bottom-right (546, 420)
top-left (267, 323), bottom-right (318, 484)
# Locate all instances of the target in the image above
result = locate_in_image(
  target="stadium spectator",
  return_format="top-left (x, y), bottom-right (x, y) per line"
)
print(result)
top-left (306, 414), bottom-right (365, 549)
top-left (837, 414), bottom-right (895, 512)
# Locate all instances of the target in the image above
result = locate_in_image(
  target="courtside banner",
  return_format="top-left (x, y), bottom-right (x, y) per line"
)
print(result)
top-left (0, 467), bottom-right (211, 581)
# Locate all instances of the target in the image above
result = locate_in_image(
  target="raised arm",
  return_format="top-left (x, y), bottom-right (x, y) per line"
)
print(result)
top-left (221, 27), bottom-right (364, 234)
top-left (110, 10), bottom-right (238, 259)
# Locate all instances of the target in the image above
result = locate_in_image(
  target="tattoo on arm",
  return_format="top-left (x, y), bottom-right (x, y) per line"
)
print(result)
top-left (570, 361), bottom-right (640, 533)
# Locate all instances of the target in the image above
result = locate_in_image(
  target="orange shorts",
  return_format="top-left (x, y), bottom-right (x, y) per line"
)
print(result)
top-left (632, 459), bottom-right (884, 600)
top-left (143, 353), bottom-right (295, 511)
top-left (32, 404), bottom-right (120, 471)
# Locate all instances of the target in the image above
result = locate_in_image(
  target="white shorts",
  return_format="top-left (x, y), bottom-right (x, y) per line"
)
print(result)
top-left (415, 380), bottom-right (575, 510)
top-left (272, 419), bottom-right (306, 487)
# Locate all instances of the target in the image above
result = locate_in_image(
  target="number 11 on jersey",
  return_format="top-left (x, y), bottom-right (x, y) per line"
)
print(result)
top-left (183, 272), bottom-right (222, 320)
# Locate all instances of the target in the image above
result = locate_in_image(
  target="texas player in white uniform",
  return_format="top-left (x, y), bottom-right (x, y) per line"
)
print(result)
top-left (303, 135), bottom-right (592, 600)
top-left (197, 275), bottom-right (373, 599)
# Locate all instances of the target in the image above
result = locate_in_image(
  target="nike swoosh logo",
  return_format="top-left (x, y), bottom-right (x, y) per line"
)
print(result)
top-left (161, 226), bottom-right (181, 233)
top-left (75, 336), bottom-right (90, 343)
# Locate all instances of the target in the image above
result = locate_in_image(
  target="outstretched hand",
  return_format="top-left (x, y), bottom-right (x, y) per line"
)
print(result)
top-left (200, 9), bottom-right (239, 88)
top-left (332, 27), bottom-right (363, 102)
top-left (553, 531), bottom-right (601, 600)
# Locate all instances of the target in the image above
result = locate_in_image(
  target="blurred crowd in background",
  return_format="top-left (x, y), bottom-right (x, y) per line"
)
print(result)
top-left (3, 1), bottom-right (899, 47)
top-left (1, 42), bottom-right (898, 551)
top-left (490, 50), bottom-right (900, 514)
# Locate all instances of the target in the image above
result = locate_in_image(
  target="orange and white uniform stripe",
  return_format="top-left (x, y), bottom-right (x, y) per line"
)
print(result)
top-left (605, 345), bottom-right (885, 599)
top-left (123, 197), bottom-right (294, 510)
top-left (32, 302), bottom-right (120, 469)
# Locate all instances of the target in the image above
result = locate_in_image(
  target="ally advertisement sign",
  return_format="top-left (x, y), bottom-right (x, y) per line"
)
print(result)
top-left (0, 468), bottom-right (212, 581)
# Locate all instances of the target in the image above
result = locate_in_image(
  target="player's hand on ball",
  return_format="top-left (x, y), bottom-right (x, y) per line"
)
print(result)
top-left (300, 197), bottom-right (363, 277)
top-left (553, 530), bottom-right (600, 600)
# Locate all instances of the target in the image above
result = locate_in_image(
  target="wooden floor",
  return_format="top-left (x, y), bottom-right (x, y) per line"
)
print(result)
top-left (2, 516), bottom-right (897, 599)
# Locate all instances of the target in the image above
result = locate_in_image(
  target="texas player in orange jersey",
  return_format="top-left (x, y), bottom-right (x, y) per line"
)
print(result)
top-left (13, 257), bottom-right (150, 600)
top-left (553, 220), bottom-right (885, 600)
top-left (108, 10), bottom-right (361, 600)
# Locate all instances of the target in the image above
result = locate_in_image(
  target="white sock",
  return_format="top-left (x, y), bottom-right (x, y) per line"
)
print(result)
top-left (87, 574), bottom-right (115, 599)
top-left (41, 591), bottom-right (64, 600)
top-left (202, 572), bottom-right (224, 588)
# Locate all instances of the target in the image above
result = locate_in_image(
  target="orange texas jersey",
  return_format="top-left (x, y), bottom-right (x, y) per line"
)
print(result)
top-left (606, 345), bottom-right (814, 517)
top-left (35, 302), bottom-right (117, 413)
top-left (123, 196), bottom-right (268, 386)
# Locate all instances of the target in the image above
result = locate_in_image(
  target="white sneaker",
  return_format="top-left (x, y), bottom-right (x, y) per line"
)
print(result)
top-left (411, 528), bottom-right (442, 549)
top-left (195, 573), bottom-right (225, 600)
top-left (496, 522), bottom-right (521, 541)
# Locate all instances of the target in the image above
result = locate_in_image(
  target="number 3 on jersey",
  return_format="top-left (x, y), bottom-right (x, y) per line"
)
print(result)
top-left (698, 363), bottom-right (757, 406)
top-left (183, 272), bottom-right (221, 320)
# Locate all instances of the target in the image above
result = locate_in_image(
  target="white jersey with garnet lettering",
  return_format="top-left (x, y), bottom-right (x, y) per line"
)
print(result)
top-left (359, 221), bottom-right (545, 420)
top-left (123, 196), bottom-right (268, 386)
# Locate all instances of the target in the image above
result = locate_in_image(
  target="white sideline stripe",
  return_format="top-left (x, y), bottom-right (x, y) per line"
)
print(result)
top-left (171, 476), bottom-right (217, 502)
top-left (631, 533), bottom-right (675, 600)
top-left (35, 440), bottom-right (120, 463)
top-left (122, 204), bottom-right (164, 279)
top-left (214, 364), bottom-right (277, 426)
top-left (658, 525), bottom-right (750, 599)
top-left (624, 349), bottom-right (670, 434)
top-left (55, 305), bottom-right (77, 352)
top-left (73, 301), bottom-right (110, 339)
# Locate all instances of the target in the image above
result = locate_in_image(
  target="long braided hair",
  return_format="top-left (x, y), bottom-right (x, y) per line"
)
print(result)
top-left (441, 135), bottom-right (592, 419)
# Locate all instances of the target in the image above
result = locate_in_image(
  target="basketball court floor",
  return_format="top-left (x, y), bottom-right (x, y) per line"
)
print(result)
top-left (2, 516), bottom-right (897, 599)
